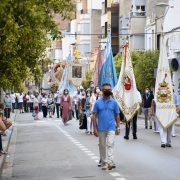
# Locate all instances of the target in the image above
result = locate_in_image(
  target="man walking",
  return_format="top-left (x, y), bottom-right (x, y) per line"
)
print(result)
top-left (142, 88), bottom-right (154, 129)
top-left (92, 83), bottom-right (120, 170)
top-left (124, 91), bottom-right (142, 140)
top-left (54, 91), bottom-right (61, 118)
top-left (4, 93), bottom-right (12, 118)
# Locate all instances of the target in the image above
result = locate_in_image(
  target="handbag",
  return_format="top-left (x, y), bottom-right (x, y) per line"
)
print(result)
top-left (3, 119), bottom-right (13, 129)
top-left (0, 118), bottom-right (6, 132)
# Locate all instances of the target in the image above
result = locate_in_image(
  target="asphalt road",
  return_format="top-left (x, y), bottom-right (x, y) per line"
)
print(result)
top-left (1, 113), bottom-right (180, 180)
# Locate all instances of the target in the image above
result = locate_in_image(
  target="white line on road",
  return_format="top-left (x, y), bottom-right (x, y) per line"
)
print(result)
top-left (87, 153), bottom-right (95, 156)
top-left (91, 156), bottom-right (99, 160)
top-left (52, 123), bottom-right (127, 180)
top-left (109, 172), bottom-right (121, 177)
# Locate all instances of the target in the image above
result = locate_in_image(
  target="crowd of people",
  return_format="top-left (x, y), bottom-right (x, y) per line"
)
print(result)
top-left (0, 82), bottom-right (179, 170)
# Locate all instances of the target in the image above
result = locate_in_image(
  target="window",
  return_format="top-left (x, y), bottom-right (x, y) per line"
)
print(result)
top-left (77, 44), bottom-right (90, 55)
top-left (141, 6), bottom-right (145, 12)
top-left (72, 66), bottom-right (82, 78)
top-left (105, 22), bottom-right (108, 37)
top-left (134, 5), bottom-right (146, 16)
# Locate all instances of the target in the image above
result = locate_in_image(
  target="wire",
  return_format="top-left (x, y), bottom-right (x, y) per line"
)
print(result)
top-left (62, 30), bottom-right (180, 37)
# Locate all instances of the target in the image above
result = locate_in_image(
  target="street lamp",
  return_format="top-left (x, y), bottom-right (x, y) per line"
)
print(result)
top-left (155, 2), bottom-right (170, 49)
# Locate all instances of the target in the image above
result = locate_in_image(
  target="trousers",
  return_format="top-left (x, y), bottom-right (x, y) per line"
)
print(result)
top-left (144, 108), bottom-right (152, 128)
top-left (98, 131), bottom-right (115, 164)
top-left (125, 114), bottom-right (137, 137)
top-left (158, 123), bottom-right (172, 145)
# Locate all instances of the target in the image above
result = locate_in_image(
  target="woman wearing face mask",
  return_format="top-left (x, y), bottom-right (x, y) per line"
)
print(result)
top-left (79, 92), bottom-right (87, 130)
top-left (61, 89), bottom-right (71, 125)
top-left (85, 91), bottom-right (91, 134)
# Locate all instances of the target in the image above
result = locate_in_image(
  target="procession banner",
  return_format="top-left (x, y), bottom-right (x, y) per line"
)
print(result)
top-left (92, 50), bottom-right (103, 86)
top-left (113, 44), bottom-right (140, 122)
top-left (99, 34), bottom-right (117, 89)
top-left (154, 37), bottom-right (177, 129)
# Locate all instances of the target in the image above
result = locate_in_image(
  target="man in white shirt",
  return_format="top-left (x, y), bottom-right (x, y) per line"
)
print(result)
top-left (18, 93), bottom-right (24, 113)
top-left (54, 91), bottom-right (61, 118)
top-left (11, 92), bottom-right (16, 113)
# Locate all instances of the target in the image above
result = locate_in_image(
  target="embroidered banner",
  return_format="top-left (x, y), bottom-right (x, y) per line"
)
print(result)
top-left (154, 37), bottom-right (177, 128)
top-left (113, 44), bottom-right (141, 122)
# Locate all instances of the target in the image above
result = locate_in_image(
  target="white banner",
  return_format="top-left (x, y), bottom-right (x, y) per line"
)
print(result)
top-left (155, 37), bottom-right (177, 129)
top-left (113, 44), bottom-right (141, 122)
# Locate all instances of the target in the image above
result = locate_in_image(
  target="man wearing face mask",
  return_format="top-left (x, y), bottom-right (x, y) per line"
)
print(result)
top-left (92, 83), bottom-right (120, 170)
top-left (142, 88), bottom-right (154, 129)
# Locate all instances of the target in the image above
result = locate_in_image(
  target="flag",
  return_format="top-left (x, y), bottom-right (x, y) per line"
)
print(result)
top-left (112, 44), bottom-right (141, 122)
top-left (92, 49), bottom-right (103, 86)
top-left (99, 34), bottom-right (117, 88)
top-left (154, 37), bottom-right (177, 128)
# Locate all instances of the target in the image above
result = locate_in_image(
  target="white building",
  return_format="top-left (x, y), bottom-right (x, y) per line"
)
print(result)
top-left (119, 0), bottom-right (146, 52)
top-left (164, 0), bottom-right (180, 92)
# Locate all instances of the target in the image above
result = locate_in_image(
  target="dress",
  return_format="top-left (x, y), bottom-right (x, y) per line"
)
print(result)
top-left (61, 95), bottom-right (71, 123)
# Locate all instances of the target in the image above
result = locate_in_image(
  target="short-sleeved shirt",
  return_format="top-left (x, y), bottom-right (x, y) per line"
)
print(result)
top-left (93, 97), bottom-right (120, 131)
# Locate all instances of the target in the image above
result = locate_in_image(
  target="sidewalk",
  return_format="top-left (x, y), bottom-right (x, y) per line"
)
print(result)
top-left (0, 113), bottom-right (16, 174)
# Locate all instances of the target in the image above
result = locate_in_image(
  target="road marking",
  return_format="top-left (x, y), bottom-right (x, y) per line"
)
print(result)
top-left (91, 156), bottom-right (99, 160)
top-left (87, 153), bottom-right (95, 156)
top-left (84, 150), bottom-right (92, 153)
top-left (109, 172), bottom-right (121, 177)
top-left (53, 123), bottom-right (127, 180)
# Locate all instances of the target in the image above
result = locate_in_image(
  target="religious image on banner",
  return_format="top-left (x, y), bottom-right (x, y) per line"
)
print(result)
top-left (154, 37), bottom-right (177, 129)
top-left (113, 44), bottom-right (141, 122)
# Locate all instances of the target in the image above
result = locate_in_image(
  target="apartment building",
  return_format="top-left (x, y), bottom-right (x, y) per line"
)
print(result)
top-left (100, 0), bottom-right (119, 56)
top-left (119, 0), bottom-right (146, 51)
top-left (145, 0), bottom-right (169, 51)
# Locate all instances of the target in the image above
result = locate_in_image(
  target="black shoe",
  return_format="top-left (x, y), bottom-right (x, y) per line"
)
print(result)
top-left (149, 126), bottom-right (152, 129)
top-left (166, 144), bottom-right (172, 147)
top-left (98, 160), bottom-right (102, 167)
top-left (124, 136), bottom-right (129, 140)
top-left (145, 126), bottom-right (148, 129)
top-left (161, 144), bottom-right (166, 148)
top-left (133, 135), bottom-right (137, 139)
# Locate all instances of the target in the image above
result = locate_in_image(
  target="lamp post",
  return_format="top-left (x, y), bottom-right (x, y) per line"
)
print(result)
top-left (155, 2), bottom-right (170, 49)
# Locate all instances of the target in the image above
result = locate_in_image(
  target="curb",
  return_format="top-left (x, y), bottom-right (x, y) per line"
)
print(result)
top-left (0, 112), bottom-right (17, 175)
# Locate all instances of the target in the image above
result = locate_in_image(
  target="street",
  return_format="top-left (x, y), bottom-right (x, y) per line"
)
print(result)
top-left (1, 113), bottom-right (180, 180)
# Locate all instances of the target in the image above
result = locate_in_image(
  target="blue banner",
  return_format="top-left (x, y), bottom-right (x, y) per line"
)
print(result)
top-left (99, 34), bottom-right (117, 89)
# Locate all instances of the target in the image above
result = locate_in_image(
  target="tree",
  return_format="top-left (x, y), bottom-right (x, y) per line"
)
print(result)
top-left (114, 50), bottom-right (159, 91)
top-left (82, 70), bottom-right (93, 90)
top-left (0, 0), bottom-right (73, 91)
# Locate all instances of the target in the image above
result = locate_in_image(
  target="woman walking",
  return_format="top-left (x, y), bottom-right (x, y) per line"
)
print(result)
top-left (47, 94), bottom-right (54, 118)
top-left (85, 91), bottom-right (91, 134)
top-left (41, 94), bottom-right (48, 118)
top-left (61, 89), bottom-right (71, 125)
top-left (33, 95), bottom-right (40, 120)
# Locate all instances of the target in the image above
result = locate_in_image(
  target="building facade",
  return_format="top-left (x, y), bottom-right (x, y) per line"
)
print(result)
top-left (100, 0), bottom-right (119, 56)
top-left (119, 0), bottom-right (146, 52)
